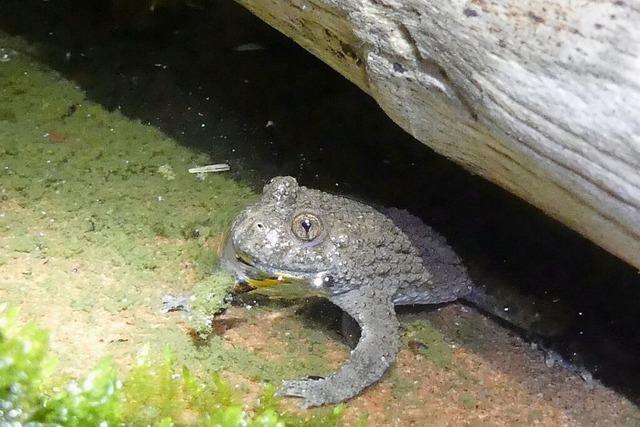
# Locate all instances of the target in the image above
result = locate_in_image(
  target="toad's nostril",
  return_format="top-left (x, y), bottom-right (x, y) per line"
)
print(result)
top-left (256, 223), bottom-right (264, 229)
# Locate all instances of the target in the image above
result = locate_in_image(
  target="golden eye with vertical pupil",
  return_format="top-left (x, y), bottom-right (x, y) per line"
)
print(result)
top-left (291, 212), bottom-right (323, 241)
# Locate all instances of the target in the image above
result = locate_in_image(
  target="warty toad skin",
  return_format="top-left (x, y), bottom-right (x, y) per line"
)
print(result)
top-left (223, 176), bottom-right (475, 407)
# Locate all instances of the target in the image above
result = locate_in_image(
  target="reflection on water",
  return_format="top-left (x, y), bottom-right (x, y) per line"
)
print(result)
top-left (1, 0), bottom-right (639, 404)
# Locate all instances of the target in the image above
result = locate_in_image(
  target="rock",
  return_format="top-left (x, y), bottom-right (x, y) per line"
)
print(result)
top-left (234, 0), bottom-right (640, 269)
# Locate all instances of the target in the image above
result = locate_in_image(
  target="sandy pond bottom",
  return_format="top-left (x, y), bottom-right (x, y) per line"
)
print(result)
top-left (1, 34), bottom-right (639, 426)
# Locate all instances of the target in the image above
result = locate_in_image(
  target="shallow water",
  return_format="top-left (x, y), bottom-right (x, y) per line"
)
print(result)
top-left (1, 0), bottom-right (640, 425)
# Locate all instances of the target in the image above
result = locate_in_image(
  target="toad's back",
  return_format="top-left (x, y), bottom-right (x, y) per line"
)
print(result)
top-left (382, 207), bottom-right (474, 305)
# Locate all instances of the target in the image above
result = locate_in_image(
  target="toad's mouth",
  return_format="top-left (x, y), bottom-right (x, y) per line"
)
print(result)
top-left (221, 239), bottom-right (328, 298)
top-left (235, 251), bottom-right (307, 288)
top-left (234, 251), bottom-right (298, 288)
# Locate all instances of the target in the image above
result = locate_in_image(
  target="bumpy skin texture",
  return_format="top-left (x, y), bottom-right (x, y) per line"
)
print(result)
top-left (225, 177), bottom-right (473, 407)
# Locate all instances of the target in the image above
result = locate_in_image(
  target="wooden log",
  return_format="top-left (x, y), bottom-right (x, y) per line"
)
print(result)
top-left (235, 0), bottom-right (640, 269)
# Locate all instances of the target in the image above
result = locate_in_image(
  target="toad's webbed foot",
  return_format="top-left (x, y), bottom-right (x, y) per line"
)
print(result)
top-left (276, 288), bottom-right (400, 407)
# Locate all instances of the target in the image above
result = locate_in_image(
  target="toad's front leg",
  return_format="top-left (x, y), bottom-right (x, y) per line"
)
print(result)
top-left (276, 287), bottom-right (400, 407)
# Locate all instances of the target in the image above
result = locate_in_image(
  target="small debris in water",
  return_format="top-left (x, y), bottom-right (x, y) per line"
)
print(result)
top-left (233, 43), bottom-right (266, 52)
top-left (265, 120), bottom-right (275, 128)
top-left (188, 163), bottom-right (230, 174)
top-left (0, 48), bottom-right (18, 62)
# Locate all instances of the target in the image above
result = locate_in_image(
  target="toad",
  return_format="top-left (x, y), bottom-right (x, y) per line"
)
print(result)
top-left (223, 176), bottom-right (478, 407)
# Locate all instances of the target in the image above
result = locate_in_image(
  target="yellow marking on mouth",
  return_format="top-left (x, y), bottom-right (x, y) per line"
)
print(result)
top-left (246, 276), bottom-right (287, 288)
top-left (252, 281), bottom-right (321, 299)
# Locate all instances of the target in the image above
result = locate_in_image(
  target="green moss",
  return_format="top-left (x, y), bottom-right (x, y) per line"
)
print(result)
top-left (0, 305), bottom-right (122, 426)
top-left (527, 409), bottom-right (544, 423)
top-left (459, 393), bottom-right (477, 410)
top-left (389, 371), bottom-right (418, 400)
top-left (402, 319), bottom-right (482, 394)
top-left (0, 39), bottom-right (256, 265)
top-left (153, 324), bottom-right (332, 385)
top-left (0, 306), bottom-right (52, 421)
top-left (269, 315), bottom-right (333, 378)
top-left (0, 306), bottom-right (345, 426)
top-left (38, 360), bottom-right (122, 426)
top-left (0, 33), bottom-right (348, 424)
top-left (4, 235), bottom-right (42, 253)
top-left (187, 272), bottom-right (236, 338)
top-left (402, 320), bottom-right (454, 369)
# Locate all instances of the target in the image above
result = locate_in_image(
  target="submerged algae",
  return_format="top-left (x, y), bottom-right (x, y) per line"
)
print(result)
top-left (0, 33), bottom-right (346, 420)
top-left (187, 271), bottom-right (236, 338)
top-left (402, 320), bottom-right (454, 369)
top-left (156, 308), bottom-right (337, 385)
top-left (0, 34), bottom-right (255, 263)
top-left (0, 37), bottom-right (250, 296)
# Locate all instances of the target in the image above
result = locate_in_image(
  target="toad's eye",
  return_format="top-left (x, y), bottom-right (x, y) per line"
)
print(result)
top-left (291, 212), bottom-right (323, 241)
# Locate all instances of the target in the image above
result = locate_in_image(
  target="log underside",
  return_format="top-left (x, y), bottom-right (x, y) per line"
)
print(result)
top-left (235, 0), bottom-right (640, 270)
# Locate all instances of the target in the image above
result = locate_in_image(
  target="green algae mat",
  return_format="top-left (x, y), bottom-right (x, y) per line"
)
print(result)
top-left (0, 34), bottom-right (345, 426)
